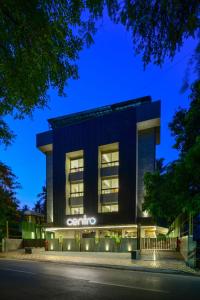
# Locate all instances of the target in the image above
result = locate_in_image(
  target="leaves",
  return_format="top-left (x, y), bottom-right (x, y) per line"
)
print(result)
top-left (0, 1), bottom-right (199, 145)
top-left (0, 160), bottom-right (20, 237)
top-left (169, 80), bottom-right (200, 154)
top-left (34, 185), bottom-right (47, 214)
top-left (144, 82), bottom-right (200, 224)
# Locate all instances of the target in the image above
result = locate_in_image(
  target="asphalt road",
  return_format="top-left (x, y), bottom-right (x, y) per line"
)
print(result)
top-left (0, 259), bottom-right (200, 300)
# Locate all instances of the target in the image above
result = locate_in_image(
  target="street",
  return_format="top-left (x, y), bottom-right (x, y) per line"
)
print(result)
top-left (0, 259), bottom-right (199, 300)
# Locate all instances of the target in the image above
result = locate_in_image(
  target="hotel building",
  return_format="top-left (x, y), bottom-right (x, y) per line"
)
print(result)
top-left (36, 96), bottom-right (167, 250)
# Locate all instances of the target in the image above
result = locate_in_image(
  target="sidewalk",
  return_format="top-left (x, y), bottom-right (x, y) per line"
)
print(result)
top-left (0, 249), bottom-right (199, 276)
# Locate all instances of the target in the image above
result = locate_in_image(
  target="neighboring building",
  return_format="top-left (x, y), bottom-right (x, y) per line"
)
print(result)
top-left (36, 96), bottom-right (167, 247)
top-left (169, 213), bottom-right (200, 268)
top-left (22, 210), bottom-right (46, 239)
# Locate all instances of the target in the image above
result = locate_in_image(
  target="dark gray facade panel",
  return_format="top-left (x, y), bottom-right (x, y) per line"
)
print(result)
top-left (70, 196), bottom-right (83, 207)
top-left (100, 166), bottom-right (119, 177)
top-left (69, 171), bottom-right (83, 182)
top-left (52, 108), bottom-right (138, 226)
top-left (46, 152), bottom-right (53, 223)
top-left (100, 193), bottom-right (118, 204)
top-left (36, 130), bottom-right (53, 148)
top-left (136, 101), bottom-right (160, 123)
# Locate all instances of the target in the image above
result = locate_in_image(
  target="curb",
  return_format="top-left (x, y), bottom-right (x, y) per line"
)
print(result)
top-left (0, 255), bottom-right (198, 277)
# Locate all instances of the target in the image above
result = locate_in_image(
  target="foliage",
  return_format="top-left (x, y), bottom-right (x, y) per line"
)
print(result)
top-left (108, 0), bottom-right (199, 66)
top-left (34, 185), bottom-right (47, 215)
top-left (0, 0), bottom-right (97, 145)
top-left (0, 1), bottom-right (199, 145)
top-left (143, 162), bottom-right (181, 224)
top-left (0, 161), bottom-right (20, 237)
top-left (169, 80), bottom-right (200, 154)
top-left (143, 83), bottom-right (200, 224)
top-left (21, 204), bottom-right (30, 212)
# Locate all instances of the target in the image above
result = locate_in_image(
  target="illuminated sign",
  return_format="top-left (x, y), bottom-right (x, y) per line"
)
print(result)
top-left (66, 215), bottom-right (96, 226)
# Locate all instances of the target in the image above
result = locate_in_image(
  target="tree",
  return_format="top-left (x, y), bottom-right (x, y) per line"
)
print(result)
top-left (109, 1), bottom-right (199, 66)
top-left (169, 80), bottom-right (200, 154)
top-left (0, 0), bottom-right (96, 145)
top-left (34, 185), bottom-right (47, 215)
top-left (143, 161), bottom-right (181, 224)
top-left (21, 204), bottom-right (30, 212)
top-left (0, 161), bottom-right (20, 238)
top-left (0, 1), bottom-right (199, 145)
top-left (143, 83), bottom-right (200, 224)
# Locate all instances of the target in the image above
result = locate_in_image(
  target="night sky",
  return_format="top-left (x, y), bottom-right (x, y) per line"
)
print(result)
top-left (0, 15), bottom-right (197, 208)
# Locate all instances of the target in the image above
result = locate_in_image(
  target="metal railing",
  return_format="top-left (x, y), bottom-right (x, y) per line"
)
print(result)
top-left (70, 167), bottom-right (84, 173)
top-left (101, 161), bottom-right (119, 168)
top-left (141, 238), bottom-right (177, 250)
top-left (101, 188), bottom-right (119, 194)
top-left (70, 192), bottom-right (84, 198)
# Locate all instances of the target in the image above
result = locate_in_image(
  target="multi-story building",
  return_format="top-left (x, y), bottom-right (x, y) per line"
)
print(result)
top-left (36, 96), bottom-right (167, 247)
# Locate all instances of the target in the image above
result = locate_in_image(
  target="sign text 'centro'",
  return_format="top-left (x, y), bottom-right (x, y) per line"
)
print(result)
top-left (66, 215), bottom-right (96, 226)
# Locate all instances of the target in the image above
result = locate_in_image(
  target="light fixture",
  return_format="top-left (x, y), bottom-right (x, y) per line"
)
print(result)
top-left (143, 210), bottom-right (149, 217)
top-left (128, 245), bottom-right (132, 252)
top-left (105, 244), bottom-right (109, 251)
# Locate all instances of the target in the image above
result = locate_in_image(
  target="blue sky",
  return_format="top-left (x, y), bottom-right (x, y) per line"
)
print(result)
top-left (0, 15), bottom-right (197, 208)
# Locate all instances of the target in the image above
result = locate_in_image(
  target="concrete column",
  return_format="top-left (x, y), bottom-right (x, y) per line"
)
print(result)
top-left (46, 152), bottom-right (53, 223)
top-left (136, 128), bottom-right (156, 217)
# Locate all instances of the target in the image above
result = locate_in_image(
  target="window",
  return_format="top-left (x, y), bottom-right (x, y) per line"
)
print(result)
top-left (101, 151), bottom-right (119, 167)
top-left (101, 178), bottom-right (118, 194)
top-left (70, 182), bottom-right (84, 197)
top-left (102, 204), bottom-right (118, 213)
top-left (71, 207), bottom-right (84, 215)
top-left (70, 157), bottom-right (83, 173)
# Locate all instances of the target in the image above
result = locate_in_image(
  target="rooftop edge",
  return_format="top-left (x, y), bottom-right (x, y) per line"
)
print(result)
top-left (48, 96), bottom-right (152, 129)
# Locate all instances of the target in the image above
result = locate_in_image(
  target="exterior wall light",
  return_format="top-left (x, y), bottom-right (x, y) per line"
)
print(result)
top-left (86, 244), bottom-right (89, 251)
top-left (105, 244), bottom-right (109, 251)
top-left (143, 210), bottom-right (149, 217)
top-left (67, 244), bottom-right (71, 251)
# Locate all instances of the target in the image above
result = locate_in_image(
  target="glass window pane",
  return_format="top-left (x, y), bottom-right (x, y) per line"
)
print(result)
top-left (111, 178), bottom-right (118, 188)
top-left (79, 158), bottom-right (83, 168)
top-left (102, 204), bottom-right (118, 213)
top-left (70, 158), bottom-right (84, 171)
top-left (79, 182), bottom-right (83, 192)
top-left (71, 207), bottom-right (83, 215)
top-left (71, 159), bottom-right (78, 169)
top-left (71, 183), bottom-right (78, 193)
top-left (102, 179), bottom-right (110, 189)
top-left (111, 205), bottom-right (118, 212)
top-left (71, 182), bottom-right (83, 194)
top-left (102, 205), bottom-right (110, 213)
top-left (112, 152), bottom-right (119, 162)
top-left (102, 153), bottom-right (111, 164)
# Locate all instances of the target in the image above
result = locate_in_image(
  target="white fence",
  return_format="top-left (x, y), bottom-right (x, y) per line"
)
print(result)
top-left (141, 238), bottom-right (177, 250)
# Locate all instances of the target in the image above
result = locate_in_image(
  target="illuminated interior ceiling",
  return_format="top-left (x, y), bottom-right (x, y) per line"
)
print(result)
top-left (44, 224), bottom-right (165, 231)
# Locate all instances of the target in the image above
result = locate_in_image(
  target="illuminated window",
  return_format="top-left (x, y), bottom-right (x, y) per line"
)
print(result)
top-left (101, 178), bottom-right (118, 194)
top-left (71, 207), bottom-right (84, 215)
top-left (102, 205), bottom-right (118, 213)
top-left (70, 182), bottom-right (83, 197)
top-left (101, 151), bottom-right (119, 167)
top-left (70, 157), bottom-right (83, 173)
